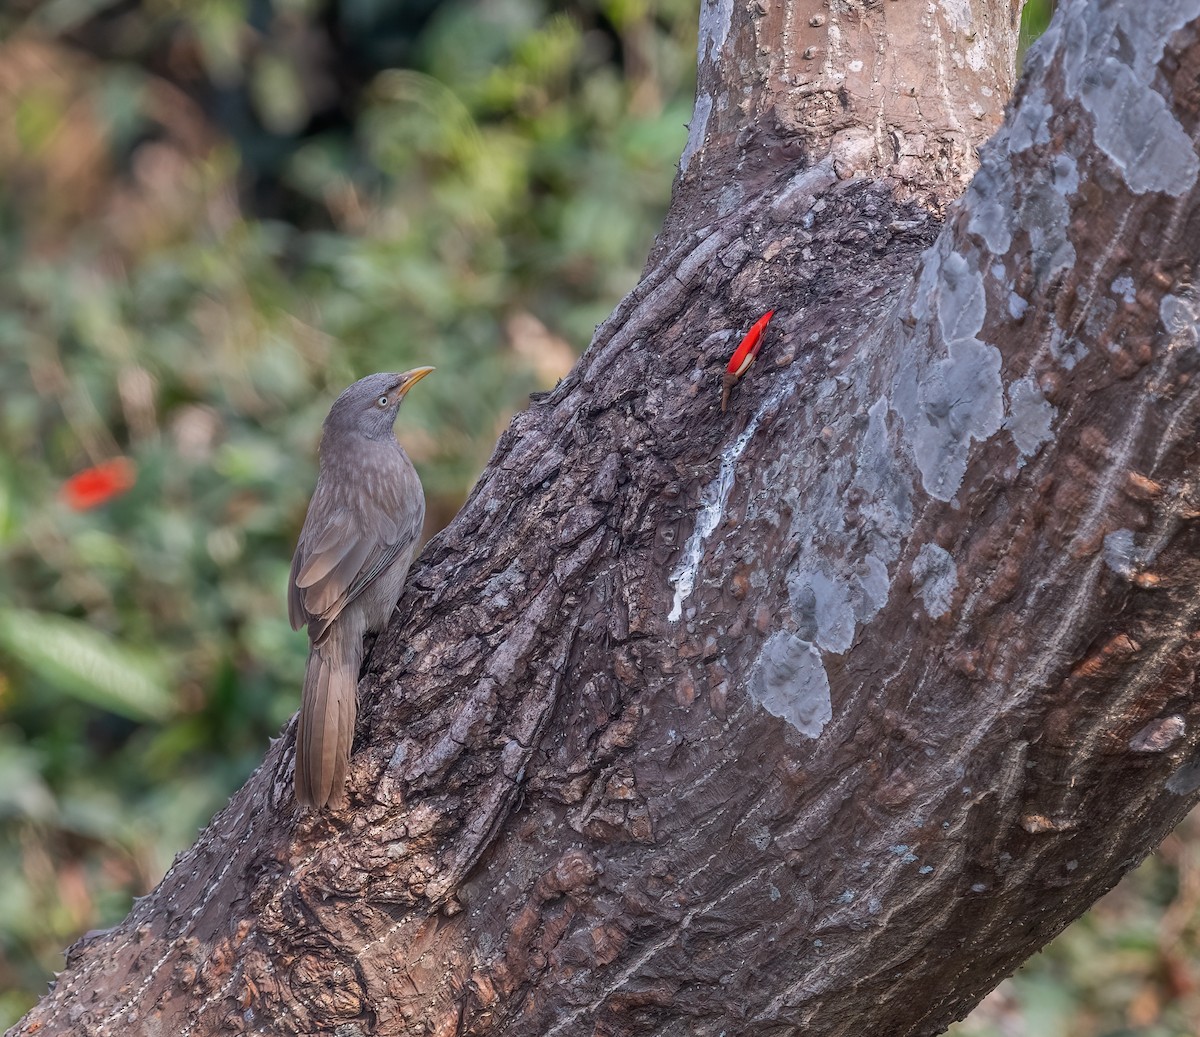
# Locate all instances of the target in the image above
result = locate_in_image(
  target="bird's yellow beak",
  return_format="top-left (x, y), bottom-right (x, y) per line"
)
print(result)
top-left (396, 366), bottom-right (435, 397)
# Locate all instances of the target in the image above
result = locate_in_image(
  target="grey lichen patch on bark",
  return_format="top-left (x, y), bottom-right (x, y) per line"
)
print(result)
top-left (894, 242), bottom-right (1004, 502)
top-left (1005, 376), bottom-right (1056, 458)
top-left (783, 394), bottom-right (911, 654)
top-left (1129, 715), bottom-right (1186, 753)
top-left (960, 86), bottom-right (1078, 307)
top-left (938, 0), bottom-right (975, 34)
top-left (1161, 292), bottom-right (1200, 345)
top-left (1167, 757), bottom-right (1200, 795)
top-left (911, 543), bottom-right (958, 619)
top-left (1025, 153), bottom-right (1079, 293)
top-left (1007, 84), bottom-right (1053, 153)
top-left (680, 0), bottom-right (736, 174)
top-left (749, 631), bottom-right (832, 737)
top-left (966, 153), bottom-right (1016, 255)
top-left (1103, 529), bottom-right (1137, 577)
top-left (698, 0), bottom-right (735, 62)
top-left (852, 397), bottom-right (915, 576)
top-left (680, 91), bottom-right (713, 175)
top-left (1051, 0), bottom-right (1200, 195)
top-left (788, 568), bottom-right (858, 654)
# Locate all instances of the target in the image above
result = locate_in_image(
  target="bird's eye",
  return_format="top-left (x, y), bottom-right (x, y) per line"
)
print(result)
top-left (376, 395), bottom-right (389, 408)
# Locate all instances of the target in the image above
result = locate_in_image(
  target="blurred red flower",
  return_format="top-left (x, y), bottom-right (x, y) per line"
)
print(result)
top-left (61, 458), bottom-right (137, 510)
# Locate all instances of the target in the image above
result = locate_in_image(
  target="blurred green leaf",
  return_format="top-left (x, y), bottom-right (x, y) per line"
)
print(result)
top-left (0, 610), bottom-right (174, 722)
top-left (14, 90), bottom-right (63, 155)
top-left (250, 53), bottom-right (309, 137)
top-left (190, 0), bottom-right (250, 88)
top-left (0, 733), bottom-right (56, 822)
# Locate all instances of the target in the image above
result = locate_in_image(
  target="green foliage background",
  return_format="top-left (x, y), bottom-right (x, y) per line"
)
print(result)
top-left (0, 0), bottom-right (1195, 1031)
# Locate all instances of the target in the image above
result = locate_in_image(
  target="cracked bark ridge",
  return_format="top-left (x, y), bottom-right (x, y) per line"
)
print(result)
top-left (14, 1), bottom-right (1200, 1036)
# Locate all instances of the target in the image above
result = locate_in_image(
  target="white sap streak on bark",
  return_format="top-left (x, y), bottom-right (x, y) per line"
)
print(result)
top-left (668, 380), bottom-right (795, 622)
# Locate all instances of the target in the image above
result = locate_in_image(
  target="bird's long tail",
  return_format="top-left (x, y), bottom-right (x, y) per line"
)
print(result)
top-left (295, 627), bottom-right (361, 809)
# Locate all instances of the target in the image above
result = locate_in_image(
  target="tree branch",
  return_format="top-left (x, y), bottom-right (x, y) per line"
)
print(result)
top-left (15, 1), bottom-right (1200, 1035)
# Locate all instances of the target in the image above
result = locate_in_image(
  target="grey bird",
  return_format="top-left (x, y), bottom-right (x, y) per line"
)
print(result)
top-left (288, 368), bottom-right (434, 809)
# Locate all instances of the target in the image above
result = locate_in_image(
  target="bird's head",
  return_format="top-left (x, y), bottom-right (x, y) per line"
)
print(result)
top-left (323, 368), bottom-right (435, 442)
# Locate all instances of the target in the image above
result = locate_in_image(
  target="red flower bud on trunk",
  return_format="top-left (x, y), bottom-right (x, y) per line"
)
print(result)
top-left (721, 309), bottom-right (775, 412)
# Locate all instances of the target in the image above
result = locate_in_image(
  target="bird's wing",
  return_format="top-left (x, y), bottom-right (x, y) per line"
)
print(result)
top-left (288, 465), bottom-right (423, 643)
top-left (287, 548), bottom-right (307, 631)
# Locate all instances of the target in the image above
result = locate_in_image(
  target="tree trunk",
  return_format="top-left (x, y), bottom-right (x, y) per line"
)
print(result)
top-left (15, 0), bottom-right (1200, 1034)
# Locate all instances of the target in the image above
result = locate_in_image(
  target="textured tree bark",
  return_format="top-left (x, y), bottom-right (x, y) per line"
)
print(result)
top-left (15, 0), bottom-right (1200, 1035)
